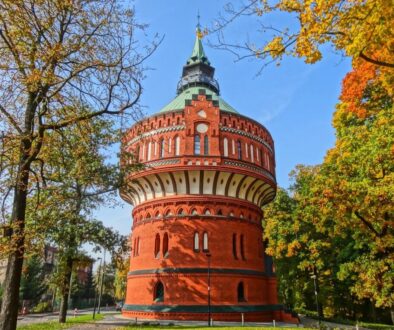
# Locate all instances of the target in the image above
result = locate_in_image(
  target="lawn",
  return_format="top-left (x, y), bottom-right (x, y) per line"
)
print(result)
top-left (17, 313), bottom-right (104, 330)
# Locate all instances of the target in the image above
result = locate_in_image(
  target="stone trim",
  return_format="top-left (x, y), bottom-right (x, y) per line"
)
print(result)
top-left (127, 267), bottom-right (273, 277)
top-left (220, 126), bottom-right (273, 152)
top-left (127, 125), bottom-right (185, 146)
top-left (223, 160), bottom-right (276, 182)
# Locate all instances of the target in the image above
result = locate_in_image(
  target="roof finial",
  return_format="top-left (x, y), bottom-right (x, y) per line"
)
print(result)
top-left (196, 10), bottom-right (203, 39)
top-left (197, 10), bottom-right (201, 29)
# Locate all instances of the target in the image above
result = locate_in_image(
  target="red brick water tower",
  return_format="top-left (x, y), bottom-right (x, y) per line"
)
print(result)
top-left (120, 26), bottom-right (297, 323)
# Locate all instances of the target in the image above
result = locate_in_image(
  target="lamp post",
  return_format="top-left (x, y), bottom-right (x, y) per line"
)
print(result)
top-left (98, 249), bottom-right (106, 314)
top-left (310, 272), bottom-right (320, 327)
top-left (92, 257), bottom-right (102, 320)
top-left (206, 252), bottom-right (212, 327)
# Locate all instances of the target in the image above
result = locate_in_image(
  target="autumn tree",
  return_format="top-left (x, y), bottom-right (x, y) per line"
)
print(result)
top-left (312, 59), bottom-right (394, 319)
top-left (25, 117), bottom-right (128, 323)
top-left (0, 1), bottom-right (156, 328)
top-left (209, 0), bottom-right (393, 71)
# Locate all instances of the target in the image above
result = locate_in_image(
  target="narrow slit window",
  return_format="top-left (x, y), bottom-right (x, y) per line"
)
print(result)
top-left (154, 234), bottom-right (160, 258)
top-left (238, 282), bottom-right (246, 302)
top-left (163, 233), bottom-right (169, 257)
top-left (203, 232), bottom-right (209, 252)
top-left (237, 141), bottom-right (242, 160)
top-left (194, 134), bottom-right (201, 155)
top-left (194, 232), bottom-right (200, 252)
top-left (175, 136), bottom-right (180, 156)
top-left (204, 135), bottom-right (209, 155)
top-left (223, 138), bottom-right (228, 157)
top-left (160, 139), bottom-right (165, 158)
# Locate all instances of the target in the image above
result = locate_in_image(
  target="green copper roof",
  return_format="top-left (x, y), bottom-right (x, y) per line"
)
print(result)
top-left (159, 86), bottom-right (238, 114)
top-left (186, 27), bottom-right (210, 66)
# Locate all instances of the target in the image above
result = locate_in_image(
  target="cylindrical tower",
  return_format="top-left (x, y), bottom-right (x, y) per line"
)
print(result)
top-left (120, 28), bottom-right (297, 323)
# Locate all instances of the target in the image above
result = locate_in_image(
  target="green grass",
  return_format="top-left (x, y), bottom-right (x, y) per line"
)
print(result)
top-left (359, 322), bottom-right (394, 330)
top-left (17, 313), bottom-right (104, 330)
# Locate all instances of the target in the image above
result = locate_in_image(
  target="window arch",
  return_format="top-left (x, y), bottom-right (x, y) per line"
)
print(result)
top-left (240, 234), bottom-right (245, 260)
top-left (177, 208), bottom-right (185, 215)
top-left (237, 282), bottom-right (246, 302)
top-left (191, 209), bottom-right (198, 215)
top-left (163, 233), bottom-right (169, 257)
top-left (165, 209), bottom-right (173, 217)
top-left (233, 233), bottom-right (238, 259)
top-left (203, 232), bottom-right (209, 252)
top-left (204, 209), bottom-right (211, 215)
top-left (154, 234), bottom-right (160, 258)
top-left (154, 281), bottom-right (164, 302)
top-left (194, 134), bottom-right (201, 155)
top-left (175, 136), bottom-right (180, 156)
top-left (237, 141), bottom-right (242, 160)
top-left (204, 135), bottom-right (209, 155)
top-left (146, 213), bottom-right (152, 219)
top-left (223, 138), bottom-right (228, 157)
top-left (160, 139), bottom-right (165, 158)
top-left (194, 232), bottom-right (200, 252)
top-left (217, 209), bottom-right (223, 216)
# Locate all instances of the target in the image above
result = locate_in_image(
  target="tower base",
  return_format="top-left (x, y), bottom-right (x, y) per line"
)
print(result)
top-left (122, 305), bottom-right (299, 323)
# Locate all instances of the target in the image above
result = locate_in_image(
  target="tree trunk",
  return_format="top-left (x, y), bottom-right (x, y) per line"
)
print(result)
top-left (0, 167), bottom-right (29, 330)
top-left (58, 257), bottom-right (73, 323)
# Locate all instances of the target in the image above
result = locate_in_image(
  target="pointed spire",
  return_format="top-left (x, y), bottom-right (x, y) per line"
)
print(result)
top-left (186, 13), bottom-right (210, 66)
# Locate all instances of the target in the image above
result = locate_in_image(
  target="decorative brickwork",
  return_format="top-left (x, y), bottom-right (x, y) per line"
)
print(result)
top-left (120, 29), bottom-right (298, 323)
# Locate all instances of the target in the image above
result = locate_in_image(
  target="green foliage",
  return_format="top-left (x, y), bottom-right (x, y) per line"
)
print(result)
top-left (31, 301), bottom-right (52, 313)
top-left (20, 256), bottom-right (48, 306)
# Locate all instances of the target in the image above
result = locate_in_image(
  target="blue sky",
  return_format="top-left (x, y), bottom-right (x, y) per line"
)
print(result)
top-left (93, 1), bottom-right (351, 242)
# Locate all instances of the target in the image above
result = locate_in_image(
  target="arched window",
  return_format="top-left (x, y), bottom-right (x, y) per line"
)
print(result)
top-left (204, 209), bottom-right (211, 215)
top-left (194, 232), bottom-right (200, 252)
top-left (240, 213), bottom-right (244, 219)
top-left (154, 281), bottom-right (164, 302)
top-left (160, 139), bottom-right (165, 158)
top-left (237, 141), bottom-right (242, 160)
top-left (154, 234), bottom-right (160, 258)
top-left (136, 237), bottom-right (140, 256)
top-left (240, 234), bottom-right (245, 260)
top-left (191, 209), bottom-right (198, 215)
top-left (168, 137), bottom-right (172, 153)
top-left (147, 142), bottom-right (152, 161)
top-left (237, 282), bottom-right (246, 302)
top-left (233, 233), bottom-right (237, 259)
top-left (146, 213), bottom-right (152, 219)
top-left (260, 149), bottom-right (264, 166)
top-left (175, 136), bottom-right (180, 156)
top-left (223, 138), bottom-right (228, 157)
top-left (232, 139), bottom-right (236, 155)
top-left (204, 135), bottom-right (209, 155)
top-left (194, 134), bottom-right (201, 155)
top-left (250, 144), bottom-right (254, 162)
top-left (245, 143), bottom-right (248, 158)
top-left (203, 232), bottom-right (209, 252)
top-left (154, 141), bottom-right (158, 156)
top-left (217, 209), bottom-right (223, 216)
top-left (256, 146), bottom-right (259, 162)
top-left (165, 209), bottom-right (173, 217)
top-left (141, 143), bottom-right (146, 161)
top-left (163, 233), bottom-right (169, 257)
top-left (177, 208), bottom-right (185, 215)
